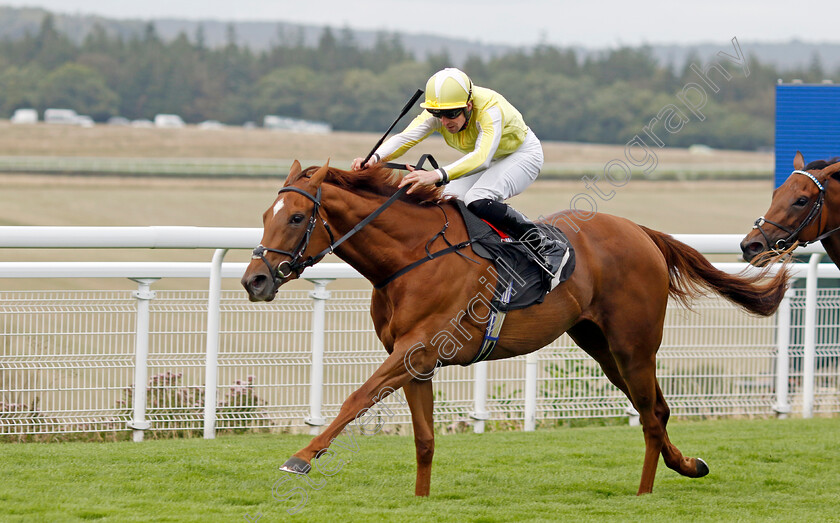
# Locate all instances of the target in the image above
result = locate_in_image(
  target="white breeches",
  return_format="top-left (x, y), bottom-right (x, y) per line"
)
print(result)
top-left (443, 128), bottom-right (544, 204)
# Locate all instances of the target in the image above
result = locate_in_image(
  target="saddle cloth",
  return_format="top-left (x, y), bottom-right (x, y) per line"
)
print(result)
top-left (455, 200), bottom-right (575, 312)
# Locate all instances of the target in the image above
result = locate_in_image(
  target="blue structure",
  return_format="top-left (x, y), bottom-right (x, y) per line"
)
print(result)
top-left (775, 83), bottom-right (840, 187)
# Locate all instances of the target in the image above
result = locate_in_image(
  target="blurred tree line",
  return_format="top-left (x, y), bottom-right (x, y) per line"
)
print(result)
top-left (1, 15), bottom-right (837, 149)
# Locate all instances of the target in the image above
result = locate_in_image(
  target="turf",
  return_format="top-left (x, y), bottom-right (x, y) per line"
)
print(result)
top-left (1, 417), bottom-right (838, 522)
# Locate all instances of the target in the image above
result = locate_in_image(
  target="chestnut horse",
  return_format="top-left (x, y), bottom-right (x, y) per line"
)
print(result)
top-left (242, 160), bottom-right (790, 496)
top-left (741, 151), bottom-right (840, 266)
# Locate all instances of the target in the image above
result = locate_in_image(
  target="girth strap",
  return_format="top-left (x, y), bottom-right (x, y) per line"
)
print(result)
top-left (467, 280), bottom-right (515, 365)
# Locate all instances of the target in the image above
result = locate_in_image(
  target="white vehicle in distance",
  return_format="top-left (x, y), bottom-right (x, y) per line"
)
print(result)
top-left (76, 115), bottom-right (94, 128)
top-left (197, 120), bottom-right (225, 130)
top-left (107, 116), bottom-right (130, 126)
top-left (44, 108), bottom-right (80, 125)
top-left (154, 114), bottom-right (185, 128)
top-left (10, 108), bottom-right (38, 124)
top-left (264, 115), bottom-right (331, 134)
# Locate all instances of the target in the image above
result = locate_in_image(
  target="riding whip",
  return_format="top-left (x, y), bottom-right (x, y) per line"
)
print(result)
top-left (361, 88), bottom-right (424, 167)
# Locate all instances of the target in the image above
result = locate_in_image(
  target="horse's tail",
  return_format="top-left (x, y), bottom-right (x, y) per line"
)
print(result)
top-left (640, 226), bottom-right (791, 316)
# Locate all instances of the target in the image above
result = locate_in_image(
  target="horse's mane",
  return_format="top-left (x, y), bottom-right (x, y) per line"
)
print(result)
top-left (805, 157), bottom-right (840, 171)
top-left (292, 164), bottom-right (450, 206)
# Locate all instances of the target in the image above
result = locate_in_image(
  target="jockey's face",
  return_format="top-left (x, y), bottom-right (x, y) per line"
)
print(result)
top-left (439, 101), bottom-right (471, 133)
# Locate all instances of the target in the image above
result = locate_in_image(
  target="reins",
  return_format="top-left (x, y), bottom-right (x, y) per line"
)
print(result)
top-left (251, 154), bottom-right (475, 287)
top-left (374, 199), bottom-right (479, 289)
top-left (251, 182), bottom-right (409, 282)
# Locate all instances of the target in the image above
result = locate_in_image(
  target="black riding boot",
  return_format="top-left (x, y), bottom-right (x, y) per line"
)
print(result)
top-left (467, 199), bottom-right (565, 271)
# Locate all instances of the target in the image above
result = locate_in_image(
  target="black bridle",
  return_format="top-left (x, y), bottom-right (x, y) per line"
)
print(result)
top-left (252, 183), bottom-right (412, 283)
top-left (751, 169), bottom-right (840, 252)
top-left (250, 185), bottom-right (335, 283)
top-left (250, 155), bottom-right (450, 286)
top-left (250, 155), bottom-right (476, 289)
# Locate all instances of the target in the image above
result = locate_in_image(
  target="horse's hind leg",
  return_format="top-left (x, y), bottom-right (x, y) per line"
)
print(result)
top-left (568, 321), bottom-right (663, 493)
top-left (610, 342), bottom-right (666, 495)
top-left (655, 382), bottom-right (709, 478)
top-left (568, 321), bottom-right (709, 493)
top-left (568, 321), bottom-right (631, 395)
top-left (606, 326), bottom-right (712, 493)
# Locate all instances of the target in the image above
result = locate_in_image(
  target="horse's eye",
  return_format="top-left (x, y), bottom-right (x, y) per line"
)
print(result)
top-left (289, 213), bottom-right (305, 225)
top-left (794, 197), bottom-right (809, 207)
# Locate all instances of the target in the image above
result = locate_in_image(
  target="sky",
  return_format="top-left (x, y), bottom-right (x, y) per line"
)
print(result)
top-left (3, 0), bottom-right (840, 48)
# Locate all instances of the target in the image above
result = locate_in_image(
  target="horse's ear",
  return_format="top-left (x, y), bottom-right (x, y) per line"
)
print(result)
top-left (793, 151), bottom-right (805, 171)
top-left (309, 159), bottom-right (330, 189)
top-left (822, 161), bottom-right (840, 180)
top-left (283, 160), bottom-right (303, 187)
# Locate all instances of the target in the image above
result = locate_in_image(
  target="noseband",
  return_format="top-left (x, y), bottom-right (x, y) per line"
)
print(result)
top-left (752, 169), bottom-right (830, 251)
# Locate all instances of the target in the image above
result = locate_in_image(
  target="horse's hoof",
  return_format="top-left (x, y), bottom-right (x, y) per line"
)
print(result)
top-left (280, 456), bottom-right (311, 475)
top-left (695, 458), bottom-right (710, 478)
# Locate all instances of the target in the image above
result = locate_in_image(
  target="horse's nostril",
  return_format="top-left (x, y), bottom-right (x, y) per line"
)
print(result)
top-left (242, 273), bottom-right (267, 292)
top-left (251, 274), bottom-right (268, 290)
top-left (741, 241), bottom-right (765, 261)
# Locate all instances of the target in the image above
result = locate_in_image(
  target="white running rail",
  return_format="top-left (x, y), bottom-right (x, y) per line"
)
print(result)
top-left (1, 227), bottom-right (837, 440)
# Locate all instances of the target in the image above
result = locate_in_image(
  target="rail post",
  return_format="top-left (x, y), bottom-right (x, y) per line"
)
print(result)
top-left (128, 278), bottom-right (158, 442)
top-left (803, 253), bottom-right (822, 418)
top-left (774, 286), bottom-right (795, 418)
top-left (470, 361), bottom-right (489, 433)
top-left (203, 248), bottom-right (228, 439)
top-left (626, 405), bottom-right (641, 426)
top-left (305, 279), bottom-right (333, 435)
top-left (524, 352), bottom-right (538, 431)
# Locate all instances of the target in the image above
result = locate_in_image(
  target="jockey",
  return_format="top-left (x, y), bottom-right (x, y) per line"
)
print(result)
top-left (352, 67), bottom-right (564, 274)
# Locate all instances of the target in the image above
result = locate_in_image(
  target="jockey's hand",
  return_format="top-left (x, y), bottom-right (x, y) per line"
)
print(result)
top-left (398, 165), bottom-right (441, 194)
top-left (351, 156), bottom-right (375, 171)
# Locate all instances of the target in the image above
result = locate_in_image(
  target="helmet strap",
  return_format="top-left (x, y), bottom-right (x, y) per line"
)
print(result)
top-left (458, 108), bottom-right (472, 132)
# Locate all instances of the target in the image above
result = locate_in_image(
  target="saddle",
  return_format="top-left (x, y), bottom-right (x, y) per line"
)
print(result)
top-left (455, 200), bottom-right (575, 312)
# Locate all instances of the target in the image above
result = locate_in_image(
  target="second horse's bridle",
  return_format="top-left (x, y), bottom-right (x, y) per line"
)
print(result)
top-left (751, 169), bottom-right (840, 251)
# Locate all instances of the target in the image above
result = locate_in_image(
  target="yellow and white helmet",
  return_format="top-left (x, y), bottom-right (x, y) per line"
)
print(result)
top-left (420, 68), bottom-right (473, 110)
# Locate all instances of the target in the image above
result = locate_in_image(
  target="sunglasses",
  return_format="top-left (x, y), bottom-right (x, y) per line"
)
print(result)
top-left (428, 107), bottom-right (464, 119)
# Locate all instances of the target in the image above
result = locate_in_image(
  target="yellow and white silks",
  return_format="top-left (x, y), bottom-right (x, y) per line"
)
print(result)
top-left (373, 85), bottom-right (544, 204)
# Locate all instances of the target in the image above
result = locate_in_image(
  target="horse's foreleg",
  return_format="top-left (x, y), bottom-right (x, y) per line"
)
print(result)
top-left (404, 378), bottom-right (435, 496)
top-left (280, 339), bottom-right (437, 475)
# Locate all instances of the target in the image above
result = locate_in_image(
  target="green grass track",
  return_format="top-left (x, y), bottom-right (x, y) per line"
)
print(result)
top-left (1, 417), bottom-right (839, 522)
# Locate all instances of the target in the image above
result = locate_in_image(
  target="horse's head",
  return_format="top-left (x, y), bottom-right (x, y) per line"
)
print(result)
top-left (241, 160), bottom-right (333, 302)
top-left (741, 151), bottom-right (840, 264)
